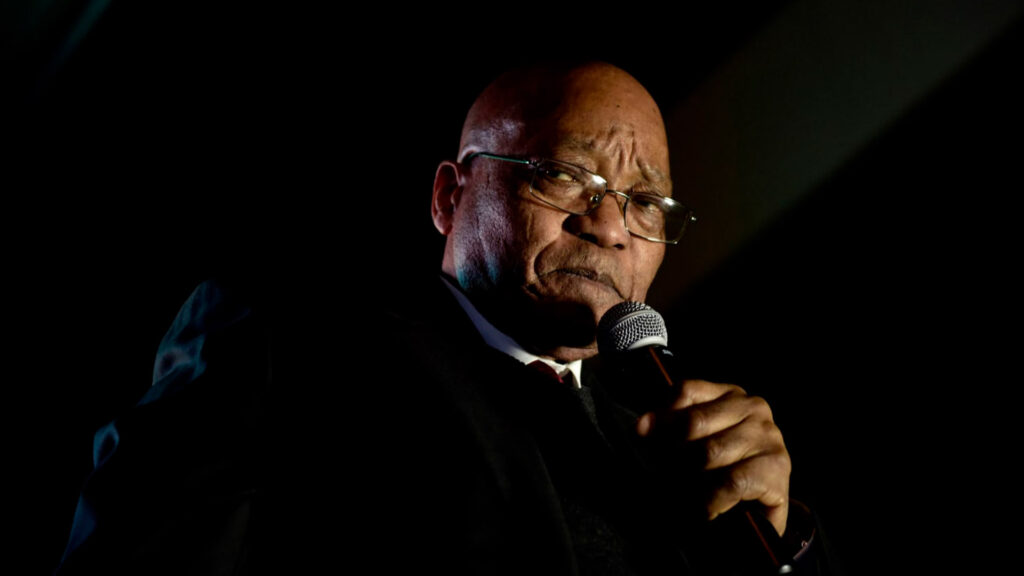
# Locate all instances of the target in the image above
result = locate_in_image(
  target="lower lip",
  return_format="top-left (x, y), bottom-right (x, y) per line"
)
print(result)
top-left (552, 270), bottom-right (618, 293)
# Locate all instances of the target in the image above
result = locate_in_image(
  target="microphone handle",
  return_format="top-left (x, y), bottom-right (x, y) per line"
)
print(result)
top-left (606, 345), bottom-right (795, 575)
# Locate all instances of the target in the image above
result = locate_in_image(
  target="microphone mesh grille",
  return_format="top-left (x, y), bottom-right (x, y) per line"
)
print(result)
top-left (597, 301), bottom-right (668, 353)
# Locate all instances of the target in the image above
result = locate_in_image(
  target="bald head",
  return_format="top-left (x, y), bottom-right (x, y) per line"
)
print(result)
top-left (459, 62), bottom-right (669, 172)
top-left (432, 61), bottom-right (672, 361)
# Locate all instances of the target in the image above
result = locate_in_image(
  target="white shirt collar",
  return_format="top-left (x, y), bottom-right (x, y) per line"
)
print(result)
top-left (441, 276), bottom-right (583, 389)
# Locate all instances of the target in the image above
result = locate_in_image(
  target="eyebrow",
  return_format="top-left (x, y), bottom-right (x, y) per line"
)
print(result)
top-left (556, 136), bottom-right (673, 190)
top-left (642, 165), bottom-right (671, 186)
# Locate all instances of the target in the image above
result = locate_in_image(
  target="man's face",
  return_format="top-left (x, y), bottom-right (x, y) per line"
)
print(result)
top-left (440, 66), bottom-right (670, 361)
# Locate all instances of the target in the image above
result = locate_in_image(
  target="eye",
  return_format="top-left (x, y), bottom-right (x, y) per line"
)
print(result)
top-left (540, 167), bottom-right (577, 183)
top-left (631, 194), bottom-right (663, 214)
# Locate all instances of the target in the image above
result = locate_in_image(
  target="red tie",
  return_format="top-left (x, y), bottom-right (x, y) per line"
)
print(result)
top-left (528, 360), bottom-right (565, 384)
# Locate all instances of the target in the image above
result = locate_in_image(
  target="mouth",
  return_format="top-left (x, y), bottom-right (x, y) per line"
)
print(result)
top-left (548, 267), bottom-right (623, 298)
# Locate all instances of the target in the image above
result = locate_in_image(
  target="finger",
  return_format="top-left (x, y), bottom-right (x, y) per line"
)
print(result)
top-left (764, 500), bottom-right (789, 537)
top-left (705, 452), bottom-right (791, 535)
top-left (669, 379), bottom-right (745, 411)
top-left (706, 448), bottom-right (791, 512)
top-left (636, 411), bottom-right (656, 437)
top-left (700, 413), bottom-right (785, 470)
top-left (652, 390), bottom-right (771, 442)
top-left (637, 379), bottom-right (736, 439)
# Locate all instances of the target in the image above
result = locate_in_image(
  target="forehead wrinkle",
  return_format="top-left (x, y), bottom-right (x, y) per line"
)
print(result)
top-left (553, 130), bottom-right (670, 193)
top-left (642, 164), bottom-right (671, 190)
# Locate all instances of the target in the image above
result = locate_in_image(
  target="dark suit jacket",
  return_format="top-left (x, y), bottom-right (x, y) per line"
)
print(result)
top-left (56, 276), bottom-right (833, 576)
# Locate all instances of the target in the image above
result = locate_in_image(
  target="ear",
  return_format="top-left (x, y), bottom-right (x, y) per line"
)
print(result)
top-left (432, 160), bottom-right (462, 236)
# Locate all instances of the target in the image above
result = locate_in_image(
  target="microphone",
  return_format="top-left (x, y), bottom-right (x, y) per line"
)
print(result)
top-left (597, 301), bottom-right (678, 413)
top-left (597, 301), bottom-right (795, 575)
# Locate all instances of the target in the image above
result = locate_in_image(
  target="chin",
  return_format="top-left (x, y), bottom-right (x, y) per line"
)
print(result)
top-left (523, 297), bottom-right (607, 350)
top-left (546, 342), bottom-right (600, 363)
top-left (568, 294), bottom-right (625, 328)
top-left (511, 280), bottom-right (627, 351)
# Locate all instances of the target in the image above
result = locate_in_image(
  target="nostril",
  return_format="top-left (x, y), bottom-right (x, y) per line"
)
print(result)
top-left (572, 230), bottom-right (626, 250)
top-left (563, 202), bottom-right (631, 248)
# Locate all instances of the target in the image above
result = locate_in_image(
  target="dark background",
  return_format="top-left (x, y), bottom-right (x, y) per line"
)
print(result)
top-left (5, 1), bottom-right (1022, 573)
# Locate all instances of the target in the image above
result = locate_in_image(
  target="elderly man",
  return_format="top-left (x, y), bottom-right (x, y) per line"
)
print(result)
top-left (56, 62), bottom-right (828, 575)
top-left (435, 59), bottom-right (789, 524)
top-left (376, 61), bottom-right (826, 573)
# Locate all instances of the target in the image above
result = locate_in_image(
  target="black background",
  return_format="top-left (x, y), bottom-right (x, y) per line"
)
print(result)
top-left (6, 2), bottom-right (1022, 573)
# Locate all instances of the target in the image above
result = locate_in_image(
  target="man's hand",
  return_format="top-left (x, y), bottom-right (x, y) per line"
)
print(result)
top-left (636, 379), bottom-right (791, 536)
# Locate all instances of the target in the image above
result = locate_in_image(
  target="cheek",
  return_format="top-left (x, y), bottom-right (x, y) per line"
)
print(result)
top-left (458, 189), bottom-right (528, 285)
top-left (629, 245), bottom-right (665, 300)
top-left (520, 207), bottom-right (575, 274)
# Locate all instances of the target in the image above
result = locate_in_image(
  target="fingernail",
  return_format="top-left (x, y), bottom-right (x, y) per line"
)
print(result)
top-left (637, 412), bottom-right (655, 436)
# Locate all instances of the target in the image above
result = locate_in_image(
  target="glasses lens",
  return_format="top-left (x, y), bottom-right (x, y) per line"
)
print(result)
top-left (627, 194), bottom-right (695, 243)
top-left (630, 194), bottom-right (696, 241)
top-left (529, 160), bottom-right (599, 214)
top-left (529, 158), bottom-right (695, 244)
top-left (626, 193), bottom-right (669, 240)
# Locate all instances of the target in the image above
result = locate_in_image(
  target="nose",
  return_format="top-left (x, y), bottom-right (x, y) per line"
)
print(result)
top-left (564, 191), bottom-right (631, 249)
